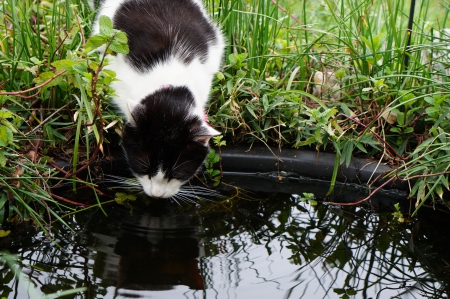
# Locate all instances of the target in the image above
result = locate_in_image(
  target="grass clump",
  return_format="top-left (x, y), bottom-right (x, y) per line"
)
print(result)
top-left (0, 0), bottom-right (128, 233)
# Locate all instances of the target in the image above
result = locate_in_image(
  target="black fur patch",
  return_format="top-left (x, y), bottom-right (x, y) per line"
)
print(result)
top-left (122, 86), bottom-right (210, 181)
top-left (113, 0), bottom-right (218, 72)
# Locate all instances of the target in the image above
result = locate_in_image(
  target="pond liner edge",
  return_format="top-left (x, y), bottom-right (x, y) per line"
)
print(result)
top-left (216, 145), bottom-right (409, 191)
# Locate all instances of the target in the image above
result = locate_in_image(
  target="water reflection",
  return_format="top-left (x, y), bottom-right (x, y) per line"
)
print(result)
top-left (0, 174), bottom-right (449, 299)
top-left (82, 202), bottom-right (204, 297)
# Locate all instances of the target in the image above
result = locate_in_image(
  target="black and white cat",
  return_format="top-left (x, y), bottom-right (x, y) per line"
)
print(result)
top-left (91, 0), bottom-right (224, 198)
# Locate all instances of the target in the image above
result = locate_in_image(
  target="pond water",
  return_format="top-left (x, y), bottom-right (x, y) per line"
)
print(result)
top-left (1, 173), bottom-right (450, 299)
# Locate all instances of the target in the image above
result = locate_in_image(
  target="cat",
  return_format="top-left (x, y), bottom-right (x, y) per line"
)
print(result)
top-left (90, 0), bottom-right (224, 198)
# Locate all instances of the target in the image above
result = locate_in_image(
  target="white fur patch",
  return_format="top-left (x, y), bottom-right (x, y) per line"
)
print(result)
top-left (137, 168), bottom-right (185, 198)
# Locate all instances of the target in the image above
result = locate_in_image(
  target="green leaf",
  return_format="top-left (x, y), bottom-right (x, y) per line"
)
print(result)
top-left (341, 140), bottom-right (354, 167)
top-left (114, 31), bottom-right (128, 44)
top-left (0, 230), bottom-right (10, 237)
top-left (86, 35), bottom-right (107, 52)
top-left (0, 108), bottom-right (13, 119)
top-left (397, 90), bottom-right (415, 105)
top-left (334, 288), bottom-right (346, 295)
top-left (108, 40), bottom-right (130, 54)
top-left (335, 68), bottom-right (345, 79)
top-left (0, 150), bottom-right (5, 167)
top-left (99, 15), bottom-right (114, 31)
top-left (245, 105), bottom-right (258, 119)
top-left (216, 72), bottom-right (225, 81)
top-left (44, 124), bottom-right (67, 143)
top-left (354, 142), bottom-right (367, 154)
top-left (30, 57), bottom-right (42, 65)
top-left (115, 192), bottom-right (137, 205)
top-left (72, 63), bottom-right (88, 74)
top-left (262, 94), bottom-right (269, 111)
top-left (51, 59), bottom-right (77, 71)
top-left (0, 193), bottom-right (7, 210)
top-left (396, 111), bottom-right (405, 126)
top-left (0, 126), bottom-right (13, 146)
top-left (236, 69), bottom-right (247, 78)
top-left (33, 72), bottom-right (62, 88)
top-left (229, 53), bottom-right (239, 66)
top-left (1, 119), bottom-right (17, 134)
top-left (211, 170), bottom-right (220, 177)
top-left (404, 127), bottom-right (414, 134)
top-left (102, 69), bottom-right (116, 78)
top-left (296, 137), bottom-right (316, 147)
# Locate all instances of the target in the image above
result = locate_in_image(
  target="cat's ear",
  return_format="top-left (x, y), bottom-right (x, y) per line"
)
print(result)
top-left (127, 98), bottom-right (141, 114)
top-left (193, 126), bottom-right (221, 146)
top-left (126, 98), bottom-right (142, 126)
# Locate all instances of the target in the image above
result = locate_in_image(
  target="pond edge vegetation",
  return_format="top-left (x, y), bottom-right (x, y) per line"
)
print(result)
top-left (1, 0), bottom-right (450, 236)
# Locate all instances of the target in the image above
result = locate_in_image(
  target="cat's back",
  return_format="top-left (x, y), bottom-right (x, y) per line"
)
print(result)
top-left (92, 0), bottom-right (224, 120)
top-left (94, 0), bottom-right (223, 72)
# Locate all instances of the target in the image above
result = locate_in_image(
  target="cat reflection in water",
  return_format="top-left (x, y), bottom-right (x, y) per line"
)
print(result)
top-left (91, 0), bottom-right (225, 199)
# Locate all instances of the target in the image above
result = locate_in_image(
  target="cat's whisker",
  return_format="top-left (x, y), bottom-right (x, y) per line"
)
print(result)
top-left (173, 193), bottom-right (197, 205)
top-left (172, 152), bottom-right (182, 171)
top-left (170, 197), bottom-right (182, 206)
top-left (179, 190), bottom-right (220, 197)
top-left (181, 185), bottom-right (225, 198)
top-left (176, 188), bottom-right (223, 203)
top-left (102, 175), bottom-right (141, 187)
top-left (171, 159), bottom-right (194, 172)
top-left (132, 156), bottom-right (149, 169)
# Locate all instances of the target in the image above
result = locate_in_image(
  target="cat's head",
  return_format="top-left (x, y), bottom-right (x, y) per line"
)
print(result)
top-left (121, 86), bottom-right (219, 198)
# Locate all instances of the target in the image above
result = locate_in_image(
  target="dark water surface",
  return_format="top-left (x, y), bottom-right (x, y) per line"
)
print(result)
top-left (1, 174), bottom-right (450, 299)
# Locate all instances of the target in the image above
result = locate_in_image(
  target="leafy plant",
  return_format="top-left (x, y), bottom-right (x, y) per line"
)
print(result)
top-left (392, 202), bottom-right (405, 223)
top-left (0, 0), bottom-right (128, 231)
top-left (206, 0), bottom-right (450, 213)
top-left (203, 136), bottom-right (227, 187)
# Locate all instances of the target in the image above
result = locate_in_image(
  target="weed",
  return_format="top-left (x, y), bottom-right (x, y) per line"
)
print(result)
top-left (392, 202), bottom-right (405, 223)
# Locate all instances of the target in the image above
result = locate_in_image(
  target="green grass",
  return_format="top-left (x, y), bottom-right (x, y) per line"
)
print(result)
top-left (0, 0), bottom-right (120, 233)
top-left (1, 0), bottom-right (450, 227)
top-left (207, 0), bottom-right (450, 215)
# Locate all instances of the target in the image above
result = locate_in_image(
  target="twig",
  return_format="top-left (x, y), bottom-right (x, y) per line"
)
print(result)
top-left (50, 193), bottom-right (90, 207)
top-left (0, 70), bottom-right (67, 98)
top-left (33, 104), bottom-right (43, 163)
top-left (50, 162), bottom-right (110, 197)
top-left (335, 113), bottom-right (404, 160)
top-left (326, 176), bottom-right (395, 206)
top-left (25, 102), bottom-right (72, 136)
top-left (74, 9), bottom-right (86, 49)
top-left (270, 0), bottom-right (299, 23)
top-left (399, 170), bottom-right (450, 181)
